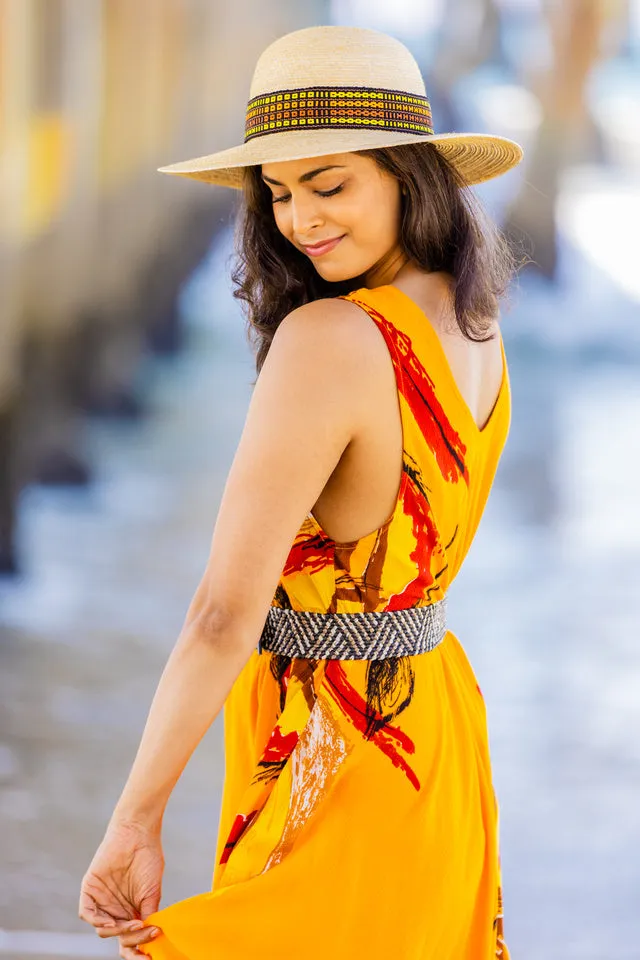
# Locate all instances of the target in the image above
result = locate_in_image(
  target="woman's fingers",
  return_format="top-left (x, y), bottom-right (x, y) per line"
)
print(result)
top-left (119, 945), bottom-right (143, 960)
top-left (95, 919), bottom-right (155, 940)
top-left (78, 892), bottom-right (118, 928)
top-left (118, 926), bottom-right (162, 948)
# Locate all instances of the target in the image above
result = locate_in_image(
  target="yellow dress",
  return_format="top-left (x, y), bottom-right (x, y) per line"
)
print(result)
top-left (140, 284), bottom-right (511, 960)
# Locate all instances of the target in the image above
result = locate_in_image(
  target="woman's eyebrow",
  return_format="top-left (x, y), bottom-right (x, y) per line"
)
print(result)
top-left (261, 165), bottom-right (346, 187)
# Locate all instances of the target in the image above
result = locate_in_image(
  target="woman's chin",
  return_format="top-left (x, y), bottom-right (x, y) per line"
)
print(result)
top-left (314, 262), bottom-right (370, 284)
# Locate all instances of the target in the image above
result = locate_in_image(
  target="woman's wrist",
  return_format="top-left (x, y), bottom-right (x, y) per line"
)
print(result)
top-left (108, 802), bottom-right (165, 837)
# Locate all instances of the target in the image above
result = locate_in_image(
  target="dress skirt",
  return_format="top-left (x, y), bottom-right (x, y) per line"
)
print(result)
top-left (139, 626), bottom-right (508, 960)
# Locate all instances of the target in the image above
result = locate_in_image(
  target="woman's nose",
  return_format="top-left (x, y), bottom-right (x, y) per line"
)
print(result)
top-left (290, 195), bottom-right (323, 236)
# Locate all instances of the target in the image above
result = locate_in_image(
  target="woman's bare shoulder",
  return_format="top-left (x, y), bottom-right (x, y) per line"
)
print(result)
top-left (272, 294), bottom-right (389, 362)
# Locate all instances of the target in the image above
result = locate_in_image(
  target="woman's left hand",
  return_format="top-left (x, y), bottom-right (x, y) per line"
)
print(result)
top-left (78, 820), bottom-right (164, 958)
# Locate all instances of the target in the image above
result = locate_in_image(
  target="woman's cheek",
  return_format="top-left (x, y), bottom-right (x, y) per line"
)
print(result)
top-left (273, 208), bottom-right (292, 240)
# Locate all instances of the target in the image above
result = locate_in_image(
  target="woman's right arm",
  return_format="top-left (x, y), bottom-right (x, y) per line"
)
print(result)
top-left (79, 297), bottom-right (376, 948)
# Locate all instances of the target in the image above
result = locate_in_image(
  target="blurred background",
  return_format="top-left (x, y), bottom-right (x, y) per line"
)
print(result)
top-left (0, 1), bottom-right (639, 958)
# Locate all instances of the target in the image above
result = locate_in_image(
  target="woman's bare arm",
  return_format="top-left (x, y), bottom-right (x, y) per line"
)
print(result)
top-left (108, 297), bottom-right (373, 831)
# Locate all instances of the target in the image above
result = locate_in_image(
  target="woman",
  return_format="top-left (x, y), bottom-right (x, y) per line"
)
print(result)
top-left (79, 25), bottom-right (523, 960)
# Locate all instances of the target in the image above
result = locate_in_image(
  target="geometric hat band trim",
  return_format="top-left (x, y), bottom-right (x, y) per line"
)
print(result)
top-left (245, 85), bottom-right (434, 142)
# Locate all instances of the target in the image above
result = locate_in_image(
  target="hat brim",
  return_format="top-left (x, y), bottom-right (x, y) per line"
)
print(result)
top-left (158, 129), bottom-right (524, 189)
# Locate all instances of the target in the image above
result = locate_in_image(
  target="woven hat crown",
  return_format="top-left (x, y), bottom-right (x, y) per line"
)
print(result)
top-left (248, 26), bottom-right (427, 99)
top-left (157, 24), bottom-right (524, 188)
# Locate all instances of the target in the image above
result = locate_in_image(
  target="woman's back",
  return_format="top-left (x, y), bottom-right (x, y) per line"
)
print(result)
top-left (306, 268), bottom-right (508, 552)
top-left (266, 279), bottom-right (510, 618)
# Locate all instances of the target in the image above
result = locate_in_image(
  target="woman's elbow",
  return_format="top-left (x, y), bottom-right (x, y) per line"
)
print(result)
top-left (181, 606), bottom-right (258, 656)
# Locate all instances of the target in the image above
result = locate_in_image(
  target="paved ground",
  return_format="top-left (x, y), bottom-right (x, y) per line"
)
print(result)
top-left (1, 191), bottom-right (640, 959)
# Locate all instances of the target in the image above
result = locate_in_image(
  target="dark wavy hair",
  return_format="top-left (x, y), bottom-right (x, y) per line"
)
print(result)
top-left (231, 142), bottom-right (521, 374)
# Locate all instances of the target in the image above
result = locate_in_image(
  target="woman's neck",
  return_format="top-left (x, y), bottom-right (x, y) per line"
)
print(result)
top-left (363, 246), bottom-right (410, 289)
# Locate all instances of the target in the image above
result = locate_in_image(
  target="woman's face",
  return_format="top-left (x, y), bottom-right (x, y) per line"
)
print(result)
top-left (260, 151), bottom-right (405, 285)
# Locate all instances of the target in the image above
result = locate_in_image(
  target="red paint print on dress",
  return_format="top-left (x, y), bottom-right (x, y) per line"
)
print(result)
top-left (323, 661), bottom-right (421, 790)
top-left (348, 297), bottom-right (468, 485)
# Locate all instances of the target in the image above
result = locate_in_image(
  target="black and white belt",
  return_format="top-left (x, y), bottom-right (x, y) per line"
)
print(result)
top-left (257, 596), bottom-right (448, 660)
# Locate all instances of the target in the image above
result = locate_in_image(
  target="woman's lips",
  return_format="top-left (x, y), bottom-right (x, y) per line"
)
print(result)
top-left (301, 235), bottom-right (345, 257)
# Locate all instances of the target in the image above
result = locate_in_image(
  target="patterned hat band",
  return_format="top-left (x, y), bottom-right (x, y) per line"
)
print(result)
top-left (245, 85), bottom-right (434, 143)
top-left (158, 28), bottom-right (524, 188)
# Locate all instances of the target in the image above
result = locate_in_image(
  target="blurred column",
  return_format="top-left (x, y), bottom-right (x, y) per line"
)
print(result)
top-left (83, 0), bottom-right (162, 414)
top-left (0, 0), bottom-right (29, 570)
top-left (16, 0), bottom-right (98, 487)
top-left (429, 0), bottom-right (504, 130)
top-left (502, 0), bottom-right (629, 278)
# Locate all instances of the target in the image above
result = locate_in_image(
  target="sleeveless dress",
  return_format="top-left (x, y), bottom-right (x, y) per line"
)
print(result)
top-left (140, 283), bottom-right (512, 960)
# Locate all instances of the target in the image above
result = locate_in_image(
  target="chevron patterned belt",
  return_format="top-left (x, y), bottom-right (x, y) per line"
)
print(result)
top-left (257, 596), bottom-right (448, 660)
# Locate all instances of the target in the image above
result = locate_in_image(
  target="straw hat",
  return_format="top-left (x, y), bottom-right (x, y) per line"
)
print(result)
top-left (158, 25), bottom-right (524, 189)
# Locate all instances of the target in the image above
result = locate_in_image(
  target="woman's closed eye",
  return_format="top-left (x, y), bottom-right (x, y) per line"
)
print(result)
top-left (271, 183), bottom-right (345, 205)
